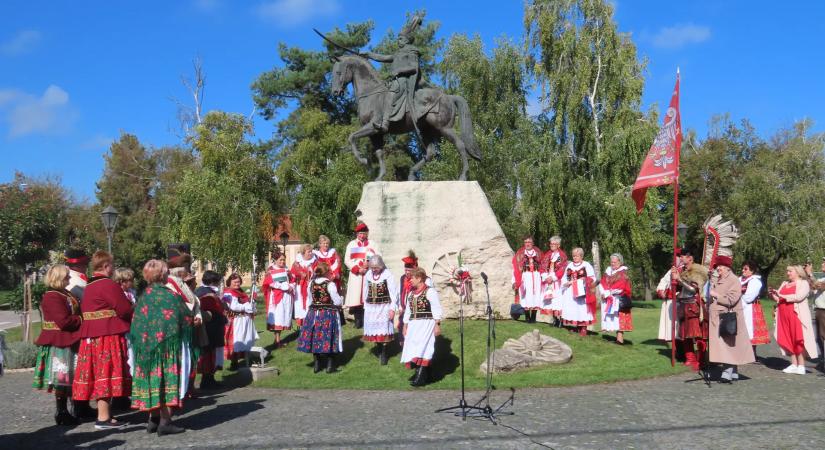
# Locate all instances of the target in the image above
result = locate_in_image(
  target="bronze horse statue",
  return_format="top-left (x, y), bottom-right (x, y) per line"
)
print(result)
top-left (330, 55), bottom-right (481, 181)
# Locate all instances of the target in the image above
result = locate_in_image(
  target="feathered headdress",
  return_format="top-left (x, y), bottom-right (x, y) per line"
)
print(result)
top-left (702, 214), bottom-right (739, 268)
top-left (399, 11), bottom-right (424, 42)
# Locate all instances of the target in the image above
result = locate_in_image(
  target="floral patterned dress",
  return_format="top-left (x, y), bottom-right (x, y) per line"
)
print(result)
top-left (130, 283), bottom-right (193, 412)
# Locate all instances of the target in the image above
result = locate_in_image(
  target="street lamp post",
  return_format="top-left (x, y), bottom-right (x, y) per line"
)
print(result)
top-left (677, 222), bottom-right (689, 245)
top-left (101, 206), bottom-right (119, 255)
top-left (279, 231), bottom-right (290, 256)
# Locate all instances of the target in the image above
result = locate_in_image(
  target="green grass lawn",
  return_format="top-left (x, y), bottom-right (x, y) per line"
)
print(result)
top-left (219, 300), bottom-right (695, 390)
top-left (5, 299), bottom-right (779, 390)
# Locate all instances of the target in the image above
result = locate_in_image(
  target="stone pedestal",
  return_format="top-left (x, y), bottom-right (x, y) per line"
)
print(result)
top-left (355, 181), bottom-right (514, 319)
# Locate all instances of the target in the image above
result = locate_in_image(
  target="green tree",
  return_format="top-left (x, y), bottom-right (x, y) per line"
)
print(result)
top-left (159, 111), bottom-right (281, 272)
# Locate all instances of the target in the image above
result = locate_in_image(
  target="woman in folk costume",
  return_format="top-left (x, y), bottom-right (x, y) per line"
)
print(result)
top-left (290, 244), bottom-right (317, 327)
top-left (112, 268), bottom-right (137, 377)
top-left (222, 273), bottom-right (259, 370)
top-left (539, 236), bottom-right (568, 325)
top-left (771, 265), bottom-right (818, 375)
top-left (72, 251), bottom-right (133, 430)
top-left (560, 247), bottom-right (597, 336)
top-left (361, 255), bottom-right (399, 365)
top-left (130, 260), bottom-right (191, 435)
top-left (165, 254), bottom-right (202, 395)
top-left (297, 262), bottom-right (343, 373)
top-left (194, 270), bottom-right (227, 389)
top-left (512, 236), bottom-right (544, 323)
top-left (599, 253), bottom-right (633, 344)
top-left (263, 253), bottom-right (294, 347)
top-left (708, 255), bottom-right (755, 382)
top-left (313, 235), bottom-right (342, 290)
top-left (739, 260), bottom-right (770, 356)
top-left (344, 221), bottom-right (381, 328)
top-left (33, 264), bottom-right (83, 425)
top-left (398, 251), bottom-right (431, 343)
top-left (401, 267), bottom-right (443, 387)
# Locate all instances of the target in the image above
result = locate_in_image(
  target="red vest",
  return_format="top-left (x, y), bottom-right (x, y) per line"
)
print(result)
top-left (78, 275), bottom-right (133, 338)
top-left (35, 290), bottom-right (82, 348)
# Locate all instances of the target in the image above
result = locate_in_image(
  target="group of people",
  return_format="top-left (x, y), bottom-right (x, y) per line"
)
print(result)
top-left (655, 247), bottom-right (825, 382)
top-left (511, 236), bottom-right (634, 344)
top-left (261, 223), bottom-right (443, 386)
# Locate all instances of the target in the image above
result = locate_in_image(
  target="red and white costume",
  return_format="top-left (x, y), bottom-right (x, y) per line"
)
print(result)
top-left (599, 265), bottom-right (632, 332)
top-left (540, 248), bottom-right (568, 316)
top-left (740, 274), bottom-right (769, 345)
top-left (511, 246), bottom-right (544, 310)
top-left (656, 270), bottom-right (680, 341)
top-left (263, 264), bottom-right (294, 331)
top-left (343, 238), bottom-right (381, 308)
top-left (400, 285), bottom-right (443, 368)
top-left (290, 253), bottom-right (317, 325)
top-left (222, 288), bottom-right (258, 356)
top-left (560, 261), bottom-right (596, 326)
top-left (313, 247), bottom-right (342, 289)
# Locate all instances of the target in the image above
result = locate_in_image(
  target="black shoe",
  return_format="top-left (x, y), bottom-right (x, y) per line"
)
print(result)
top-left (157, 423), bottom-right (186, 436)
top-left (54, 397), bottom-right (79, 426)
top-left (71, 400), bottom-right (97, 420)
top-left (147, 416), bottom-right (160, 433)
top-left (94, 418), bottom-right (126, 430)
top-left (313, 354), bottom-right (323, 374)
top-left (379, 344), bottom-right (389, 366)
top-left (410, 366), bottom-right (428, 387)
top-left (326, 355), bottom-right (336, 373)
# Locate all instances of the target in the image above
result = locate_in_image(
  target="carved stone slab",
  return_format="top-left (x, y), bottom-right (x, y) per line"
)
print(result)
top-left (480, 329), bottom-right (573, 373)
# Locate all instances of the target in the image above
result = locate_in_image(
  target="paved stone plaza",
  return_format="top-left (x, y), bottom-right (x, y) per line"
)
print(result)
top-left (2, 343), bottom-right (825, 449)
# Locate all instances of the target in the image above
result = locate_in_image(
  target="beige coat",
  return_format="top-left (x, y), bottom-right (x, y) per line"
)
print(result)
top-left (708, 271), bottom-right (755, 365)
top-left (773, 280), bottom-right (818, 358)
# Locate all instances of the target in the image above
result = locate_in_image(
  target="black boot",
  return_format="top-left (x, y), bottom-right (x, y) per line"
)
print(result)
top-left (313, 354), bottom-right (323, 373)
top-left (325, 354), bottom-right (336, 373)
top-left (379, 343), bottom-right (389, 366)
top-left (410, 365), bottom-right (428, 387)
top-left (71, 400), bottom-right (96, 420)
top-left (55, 396), bottom-right (79, 426)
top-left (354, 309), bottom-right (364, 329)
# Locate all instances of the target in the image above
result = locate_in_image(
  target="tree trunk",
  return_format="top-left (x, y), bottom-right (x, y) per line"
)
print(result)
top-left (22, 274), bottom-right (32, 343)
top-left (641, 266), bottom-right (652, 301)
top-left (591, 240), bottom-right (601, 280)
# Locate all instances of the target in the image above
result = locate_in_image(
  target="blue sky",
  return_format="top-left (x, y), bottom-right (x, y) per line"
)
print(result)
top-left (2, 0), bottom-right (823, 201)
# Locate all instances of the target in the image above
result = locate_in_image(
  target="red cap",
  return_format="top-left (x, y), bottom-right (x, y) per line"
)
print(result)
top-left (401, 256), bottom-right (418, 267)
top-left (714, 255), bottom-right (733, 268)
top-left (355, 222), bottom-right (369, 233)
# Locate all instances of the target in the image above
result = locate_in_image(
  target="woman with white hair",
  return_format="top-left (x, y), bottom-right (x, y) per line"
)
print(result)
top-left (361, 255), bottom-right (399, 365)
top-left (599, 253), bottom-right (633, 344)
top-left (561, 247), bottom-right (597, 336)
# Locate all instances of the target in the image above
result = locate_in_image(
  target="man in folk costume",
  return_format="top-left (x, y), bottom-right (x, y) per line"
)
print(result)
top-left (290, 244), bottom-right (317, 327)
top-left (361, 255), bottom-right (399, 365)
top-left (400, 267), bottom-right (443, 387)
top-left (166, 253), bottom-right (202, 394)
top-left (670, 247), bottom-right (709, 372)
top-left (64, 248), bottom-right (89, 302)
top-left (511, 236), bottom-right (544, 323)
top-left (263, 253), bottom-right (294, 347)
top-left (72, 251), bottom-right (133, 430)
top-left (560, 247), bottom-right (597, 336)
top-left (313, 235), bottom-right (342, 289)
top-left (344, 221), bottom-right (381, 328)
top-left (540, 236), bottom-right (568, 325)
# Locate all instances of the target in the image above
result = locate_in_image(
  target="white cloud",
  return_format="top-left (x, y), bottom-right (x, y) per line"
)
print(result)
top-left (0, 85), bottom-right (78, 138)
top-left (650, 24), bottom-right (711, 49)
top-left (0, 30), bottom-right (42, 56)
top-left (80, 134), bottom-right (114, 151)
top-left (256, 0), bottom-right (340, 27)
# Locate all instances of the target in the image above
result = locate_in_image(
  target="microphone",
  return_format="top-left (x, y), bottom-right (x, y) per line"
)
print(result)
top-left (480, 272), bottom-right (488, 283)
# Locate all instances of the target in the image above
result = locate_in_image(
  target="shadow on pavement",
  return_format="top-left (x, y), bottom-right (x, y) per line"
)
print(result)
top-left (177, 399), bottom-right (266, 431)
top-left (429, 335), bottom-right (460, 383)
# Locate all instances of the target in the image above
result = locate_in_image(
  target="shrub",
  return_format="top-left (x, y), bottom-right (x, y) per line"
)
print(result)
top-left (4, 340), bottom-right (38, 369)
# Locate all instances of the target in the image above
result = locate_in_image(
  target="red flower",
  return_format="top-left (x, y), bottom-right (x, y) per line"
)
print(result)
top-left (155, 331), bottom-right (165, 342)
top-left (142, 332), bottom-right (149, 343)
top-left (140, 305), bottom-right (149, 316)
top-left (162, 309), bottom-right (174, 320)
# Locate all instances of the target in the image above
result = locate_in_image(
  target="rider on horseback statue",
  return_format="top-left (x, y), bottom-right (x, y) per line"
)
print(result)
top-left (365, 12), bottom-right (423, 133)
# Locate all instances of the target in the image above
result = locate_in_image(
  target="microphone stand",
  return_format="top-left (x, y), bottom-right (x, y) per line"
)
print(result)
top-left (435, 273), bottom-right (484, 419)
top-left (466, 272), bottom-right (514, 424)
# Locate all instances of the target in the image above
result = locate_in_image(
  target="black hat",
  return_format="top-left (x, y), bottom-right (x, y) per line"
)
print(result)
top-left (679, 247), bottom-right (697, 257)
top-left (64, 248), bottom-right (88, 264)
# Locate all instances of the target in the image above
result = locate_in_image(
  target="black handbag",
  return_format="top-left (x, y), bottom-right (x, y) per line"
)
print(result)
top-left (510, 303), bottom-right (525, 320)
top-left (719, 310), bottom-right (737, 337)
top-left (617, 295), bottom-right (632, 310)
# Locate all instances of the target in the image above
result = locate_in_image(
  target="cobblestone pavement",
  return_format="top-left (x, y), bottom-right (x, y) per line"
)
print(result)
top-left (2, 347), bottom-right (825, 449)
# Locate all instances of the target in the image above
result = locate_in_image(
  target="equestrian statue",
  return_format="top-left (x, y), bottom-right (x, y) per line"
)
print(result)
top-left (321, 13), bottom-right (481, 181)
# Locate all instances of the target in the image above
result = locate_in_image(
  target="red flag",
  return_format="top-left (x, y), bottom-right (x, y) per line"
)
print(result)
top-left (632, 72), bottom-right (682, 213)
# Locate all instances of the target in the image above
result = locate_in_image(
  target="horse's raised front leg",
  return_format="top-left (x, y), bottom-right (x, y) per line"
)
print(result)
top-left (440, 127), bottom-right (469, 181)
top-left (348, 123), bottom-right (377, 166)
